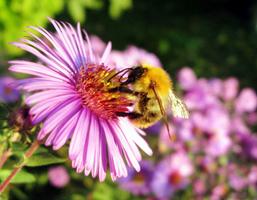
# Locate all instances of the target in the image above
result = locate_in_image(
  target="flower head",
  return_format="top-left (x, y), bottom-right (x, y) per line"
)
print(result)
top-left (9, 19), bottom-right (152, 181)
top-left (48, 166), bottom-right (70, 188)
top-left (222, 77), bottom-right (239, 101)
top-left (235, 88), bottom-right (257, 113)
top-left (151, 152), bottom-right (193, 199)
top-left (0, 76), bottom-right (19, 103)
top-left (108, 45), bottom-right (162, 69)
top-left (118, 160), bottom-right (154, 195)
top-left (177, 67), bottom-right (197, 91)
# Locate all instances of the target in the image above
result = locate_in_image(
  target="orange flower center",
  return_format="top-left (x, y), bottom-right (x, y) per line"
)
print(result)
top-left (4, 86), bottom-right (13, 95)
top-left (133, 172), bottom-right (145, 184)
top-left (169, 171), bottom-right (182, 185)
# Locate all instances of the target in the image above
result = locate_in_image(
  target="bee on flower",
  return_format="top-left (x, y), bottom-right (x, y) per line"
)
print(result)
top-left (9, 19), bottom-right (152, 181)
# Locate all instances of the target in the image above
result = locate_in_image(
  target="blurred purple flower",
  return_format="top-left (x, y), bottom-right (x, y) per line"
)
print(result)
top-left (229, 173), bottom-right (247, 191)
top-left (176, 119), bottom-right (194, 142)
top-left (125, 45), bottom-right (162, 67)
top-left (89, 35), bottom-right (106, 55)
top-left (118, 161), bottom-right (154, 195)
top-left (222, 77), bottom-right (239, 101)
top-left (248, 166), bottom-right (257, 186)
top-left (145, 121), bottom-right (162, 134)
top-left (204, 107), bottom-right (230, 136)
top-left (235, 88), bottom-right (257, 113)
top-left (189, 112), bottom-right (203, 129)
top-left (184, 78), bottom-right (220, 111)
top-left (193, 179), bottom-right (206, 195)
top-left (48, 166), bottom-right (70, 188)
top-left (208, 78), bottom-right (223, 97)
top-left (177, 67), bottom-right (197, 91)
top-left (159, 123), bottom-right (179, 153)
top-left (230, 116), bottom-right (250, 135)
top-left (247, 112), bottom-right (257, 125)
top-left (107, 50), bottom-right (127, 69)
top-left (205, 133), bottom-right (231, 157)
top-left (0, 76), bottom-right (19, 103)
top-left (9, 19), bottom-right (152, 181)
top-left (151, 152), bottom-right (193, 199)
top-left (211, 184), bottom-right (227, 200)
top-left (108, 45), bottom-right (162, 69)
top-left (240, 133), bottom-right (257, 160)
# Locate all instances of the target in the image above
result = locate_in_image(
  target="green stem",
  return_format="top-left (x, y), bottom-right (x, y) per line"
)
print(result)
top-left (0, 140), bottom-right (41, 193)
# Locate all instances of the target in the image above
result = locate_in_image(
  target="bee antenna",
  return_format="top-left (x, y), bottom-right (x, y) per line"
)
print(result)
top-left (107, 68), bottom-right (132, 82)
top-left (118, 69), bottom-right (134, 83)
top-left (150, 81), bottom-right (175, 141)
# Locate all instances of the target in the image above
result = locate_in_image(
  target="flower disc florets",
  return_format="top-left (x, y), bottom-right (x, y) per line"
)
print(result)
top-left (76, 64), bottom-right (132, 120)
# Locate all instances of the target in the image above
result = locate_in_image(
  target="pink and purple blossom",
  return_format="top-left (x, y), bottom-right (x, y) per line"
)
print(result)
top-left (9, 19), bottom-right (152, 181)
top-left (235, 88), bottom-right (257, 113)
top-left (151, 152), bottom-right (193, 199)
top-left (177, 67), bottom-right (197, 91)
top-left (48, 166), bottom-right (70, 188)
top-left (0, 76), bottom-right (19, 103)
top-left (108, 45), bottom-right (162, 69)
top-left (222, 77), bottom-right (239, 101)
top-left (118, 161), bottom-right (154, 195)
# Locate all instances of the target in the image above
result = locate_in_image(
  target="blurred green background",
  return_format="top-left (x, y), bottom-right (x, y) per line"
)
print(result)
top-left (0, 0), bottom-right (257, 89)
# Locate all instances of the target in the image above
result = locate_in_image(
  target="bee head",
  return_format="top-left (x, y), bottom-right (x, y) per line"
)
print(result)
top-left (121, 66), bottom-right (147, 85)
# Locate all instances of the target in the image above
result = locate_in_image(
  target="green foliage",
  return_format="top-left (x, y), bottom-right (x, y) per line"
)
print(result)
top-left (67, 0), bottom-right (103, 23)
top-left (0, 0), bottom-right (64, 56)
top-left (0, 0), bottom-right (133, 58)
top-left (0, 169), bottom-right (36, 183)
top-left (92, 180), bottom-right (141, 200)
top-left (26, 152), bottom-right (66, 167)
top-left (109, 0), bottom-right (132, 19)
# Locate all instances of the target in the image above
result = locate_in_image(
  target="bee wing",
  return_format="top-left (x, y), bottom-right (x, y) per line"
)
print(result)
top-left (169, 90), bottom-right (189, 119)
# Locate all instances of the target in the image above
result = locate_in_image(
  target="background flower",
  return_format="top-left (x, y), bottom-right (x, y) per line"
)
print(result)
top-left (0, 76), bottom-right (19, 103)
top-left (48, 166), bottom-right (70, 188)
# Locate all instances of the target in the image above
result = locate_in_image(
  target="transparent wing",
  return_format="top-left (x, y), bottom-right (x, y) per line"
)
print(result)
top-left (169, 90), bottom-right (189, 119)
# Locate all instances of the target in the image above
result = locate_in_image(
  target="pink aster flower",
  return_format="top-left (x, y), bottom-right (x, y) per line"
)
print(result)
top-left (117, 160), bottom-right (154, 195)
top-left (0, 76), bottom-right (20, 103)
top-left (151, 152), bottom-right (193, 199)
top-left (177, 67), bottom-right (197, 91)
top-left (222, 77), bottom-right (239, 101)
top-left (235, 88), bottom-right (257, 113)
top-left (9, 19), bottom-right (152, 181)
top-left (108, 45), bottom-right (162, 69)
top-left (48, 166), bottom-right (70, 188)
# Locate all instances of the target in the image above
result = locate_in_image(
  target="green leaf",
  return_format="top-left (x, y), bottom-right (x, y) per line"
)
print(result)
top-left (11, 143), bottom-right (27, 156)
top-left (93, 181), bottom-right (131, 200)
top-left (0, 169), bottom-right (36, 184)
top-left (68, 0), bottom-right (86, 23)
top-left (109, 0), bottom-right (132, 19)
top-left (25, 152), bottom-right (66, 167)
top-left (84, 0), bottom-right (103, 9)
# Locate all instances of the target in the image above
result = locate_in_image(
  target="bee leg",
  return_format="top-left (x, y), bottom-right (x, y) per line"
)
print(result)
top-left (116, 112), bottom-right (143, 119)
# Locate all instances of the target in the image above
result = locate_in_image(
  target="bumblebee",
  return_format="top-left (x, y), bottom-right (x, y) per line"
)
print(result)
top-left (108, 64), bottom-right (189, 139)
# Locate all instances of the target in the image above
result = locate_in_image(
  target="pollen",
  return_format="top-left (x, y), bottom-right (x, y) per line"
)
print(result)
top-left (76, 64), bottom-right (133, 120)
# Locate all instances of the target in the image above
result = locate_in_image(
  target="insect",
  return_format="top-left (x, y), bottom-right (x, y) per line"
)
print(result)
top-left (108, 64), bottom-right (189, 140)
